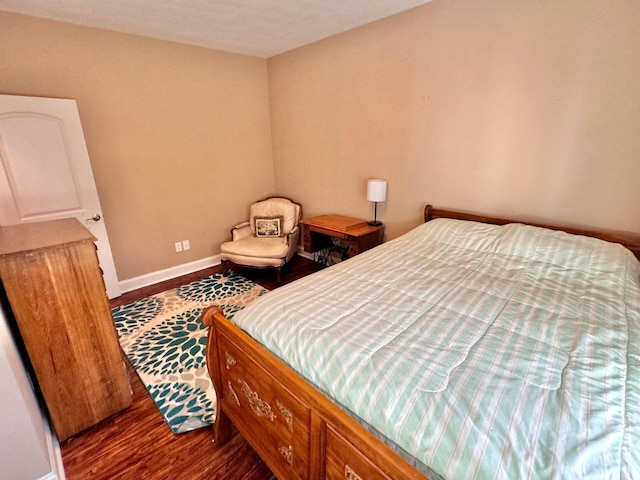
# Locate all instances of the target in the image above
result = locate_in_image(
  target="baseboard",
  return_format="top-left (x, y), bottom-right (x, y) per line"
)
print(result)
top-left (118, 250), bottom-right (314, 294)
top-left (40, 473), bottom-right (61, 480)
top-left (45, 423), bottom-right (66, 480)
top-left (118, 255), bottom-right (221, 293)
top-left (38, 472), bottom-right (66, 480)
top-left (298, 247), bottom-right (313, 261)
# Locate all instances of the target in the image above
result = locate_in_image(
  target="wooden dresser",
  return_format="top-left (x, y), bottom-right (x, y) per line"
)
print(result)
top-left (0, 218), bottom-right (132, 441)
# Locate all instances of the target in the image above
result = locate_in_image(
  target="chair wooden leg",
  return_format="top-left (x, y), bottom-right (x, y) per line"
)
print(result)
top-left (221, 259), bottom-right (229, 275)
top-left (276, 266), bottom-right (282, 283)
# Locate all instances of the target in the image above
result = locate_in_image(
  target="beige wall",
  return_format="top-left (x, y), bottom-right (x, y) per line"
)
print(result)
top-left (0, 11), bottom-right (274, 280)
top-left (268, 0), bottom-right (640, 240)
top-left (2, 1), bottom-right (639, 282)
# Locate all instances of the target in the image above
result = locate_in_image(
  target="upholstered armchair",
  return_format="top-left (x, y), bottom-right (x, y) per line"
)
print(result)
top-left (220, 196), bottom-right (302, 282)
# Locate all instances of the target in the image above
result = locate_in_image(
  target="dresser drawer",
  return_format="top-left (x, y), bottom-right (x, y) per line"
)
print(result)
top-left (326, 426), bottom-right (393, 480)
top-left (218, 333), bottom-right (311, 479)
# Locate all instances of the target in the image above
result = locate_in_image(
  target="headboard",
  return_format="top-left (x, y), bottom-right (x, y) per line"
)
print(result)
top-left (424, 204), bottom-right (640, 261)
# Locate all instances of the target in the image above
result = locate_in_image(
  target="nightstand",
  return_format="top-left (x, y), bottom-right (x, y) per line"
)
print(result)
top-left (300, 214), bottom-right (384, 265)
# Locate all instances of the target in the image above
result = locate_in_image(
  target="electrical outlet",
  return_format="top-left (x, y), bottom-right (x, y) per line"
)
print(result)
top-left (175, 242), bottom-right (182, 252)
top-left (182, 240), bottom-right (190, 250)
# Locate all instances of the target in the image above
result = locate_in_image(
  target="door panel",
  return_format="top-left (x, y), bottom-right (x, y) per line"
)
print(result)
top-left (0, 94), bottom-right (121, 298)
top-left (0, 112), bottom-right (83, 221)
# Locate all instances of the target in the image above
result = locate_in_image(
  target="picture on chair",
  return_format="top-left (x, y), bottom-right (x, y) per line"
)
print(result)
top-left (255, 216), bottom-right (283, 237)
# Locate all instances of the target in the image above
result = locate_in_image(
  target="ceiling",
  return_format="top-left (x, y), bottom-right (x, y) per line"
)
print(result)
top-left (1, 0), bottom-right (434, 58)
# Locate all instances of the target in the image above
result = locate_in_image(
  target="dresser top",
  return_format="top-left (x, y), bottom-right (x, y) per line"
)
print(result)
top-left (0, 218), bottom-right (95, 256)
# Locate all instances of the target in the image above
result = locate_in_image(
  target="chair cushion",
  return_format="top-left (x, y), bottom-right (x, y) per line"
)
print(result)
top-left (221, 252), bottom-right (286, 268)
top-left (250, 198), bottom-right (300, 235)
top-left (221, 236), bottom-right (289, 259)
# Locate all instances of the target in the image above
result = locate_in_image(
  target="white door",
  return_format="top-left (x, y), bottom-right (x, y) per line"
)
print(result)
top-left (0, 94), bottom-right (121, 299)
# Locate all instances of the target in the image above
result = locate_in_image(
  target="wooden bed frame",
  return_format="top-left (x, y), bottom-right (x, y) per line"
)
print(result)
top-left (202, 205), bottom-right (640, 480)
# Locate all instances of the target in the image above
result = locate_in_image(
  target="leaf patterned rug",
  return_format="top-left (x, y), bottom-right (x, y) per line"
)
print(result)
top-left (112, 272), bottom-right (266, 434)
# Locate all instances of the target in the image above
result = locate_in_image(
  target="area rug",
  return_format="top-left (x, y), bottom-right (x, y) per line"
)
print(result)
top-left (112, 272), bottom-right (266, 434)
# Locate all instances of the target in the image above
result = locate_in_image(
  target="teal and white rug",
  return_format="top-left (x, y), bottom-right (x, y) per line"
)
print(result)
top-left (112, 272), bottom-right (266, 434)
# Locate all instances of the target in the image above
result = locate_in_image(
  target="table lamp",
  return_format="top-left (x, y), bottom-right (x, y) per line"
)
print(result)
top-left (367, 179), bottom-right (387, 226)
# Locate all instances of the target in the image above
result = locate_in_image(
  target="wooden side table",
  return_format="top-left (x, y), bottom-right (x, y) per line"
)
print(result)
top-left (300, 214), bottom-right (384, 264)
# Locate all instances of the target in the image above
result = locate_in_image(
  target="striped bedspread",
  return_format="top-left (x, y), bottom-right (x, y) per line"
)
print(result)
top-left (231, 219), bottom-right (640, 479)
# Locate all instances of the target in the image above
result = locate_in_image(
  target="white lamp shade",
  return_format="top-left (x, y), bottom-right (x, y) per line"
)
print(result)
top-left (367, 179), bottom-right (387, 202)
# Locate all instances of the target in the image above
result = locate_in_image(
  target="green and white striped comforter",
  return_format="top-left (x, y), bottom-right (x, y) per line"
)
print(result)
top-left (231, 219), bottom-right (640, 479)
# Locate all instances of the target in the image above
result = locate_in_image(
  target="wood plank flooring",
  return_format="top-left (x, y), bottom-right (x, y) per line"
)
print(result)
top-left (60, 256), bottom-right (318, 480)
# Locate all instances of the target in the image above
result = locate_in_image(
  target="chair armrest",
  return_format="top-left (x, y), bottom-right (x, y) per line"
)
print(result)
top-left (231, 222), bottom-right (252, 241)
top-left (233, 221), bottom-right (250, 230)
top-left (284, 226), bottom-right (300, 246)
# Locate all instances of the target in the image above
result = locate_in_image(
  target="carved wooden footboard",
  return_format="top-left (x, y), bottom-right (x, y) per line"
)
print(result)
top-left (202, 305), bottom-right (427, 480)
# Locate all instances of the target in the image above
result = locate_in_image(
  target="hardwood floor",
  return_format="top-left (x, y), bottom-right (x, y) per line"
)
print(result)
top-left (61, 256), bottom-right (318, 480)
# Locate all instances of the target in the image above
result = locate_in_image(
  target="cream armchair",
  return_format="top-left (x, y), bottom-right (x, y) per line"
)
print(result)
top-left (220, 196), bottom-right (302, 282)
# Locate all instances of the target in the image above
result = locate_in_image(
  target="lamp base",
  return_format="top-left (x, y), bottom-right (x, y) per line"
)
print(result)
top-left (368, 220), bottom-right (383, 227)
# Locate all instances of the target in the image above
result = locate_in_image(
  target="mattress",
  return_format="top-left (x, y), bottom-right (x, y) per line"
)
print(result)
top-left (231, 218), bottom-right (640, 479)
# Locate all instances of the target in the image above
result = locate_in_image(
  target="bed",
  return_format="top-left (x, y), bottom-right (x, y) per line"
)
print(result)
top-left (202, 205), bottom-right (640, 480)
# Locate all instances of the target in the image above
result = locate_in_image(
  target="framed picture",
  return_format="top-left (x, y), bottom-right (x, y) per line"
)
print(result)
top-left (255, 216), bottom-right (283, 237)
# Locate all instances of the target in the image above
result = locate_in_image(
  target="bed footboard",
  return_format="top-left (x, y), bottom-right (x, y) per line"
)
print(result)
top-left (202, 305), bottom-right (427, 480)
